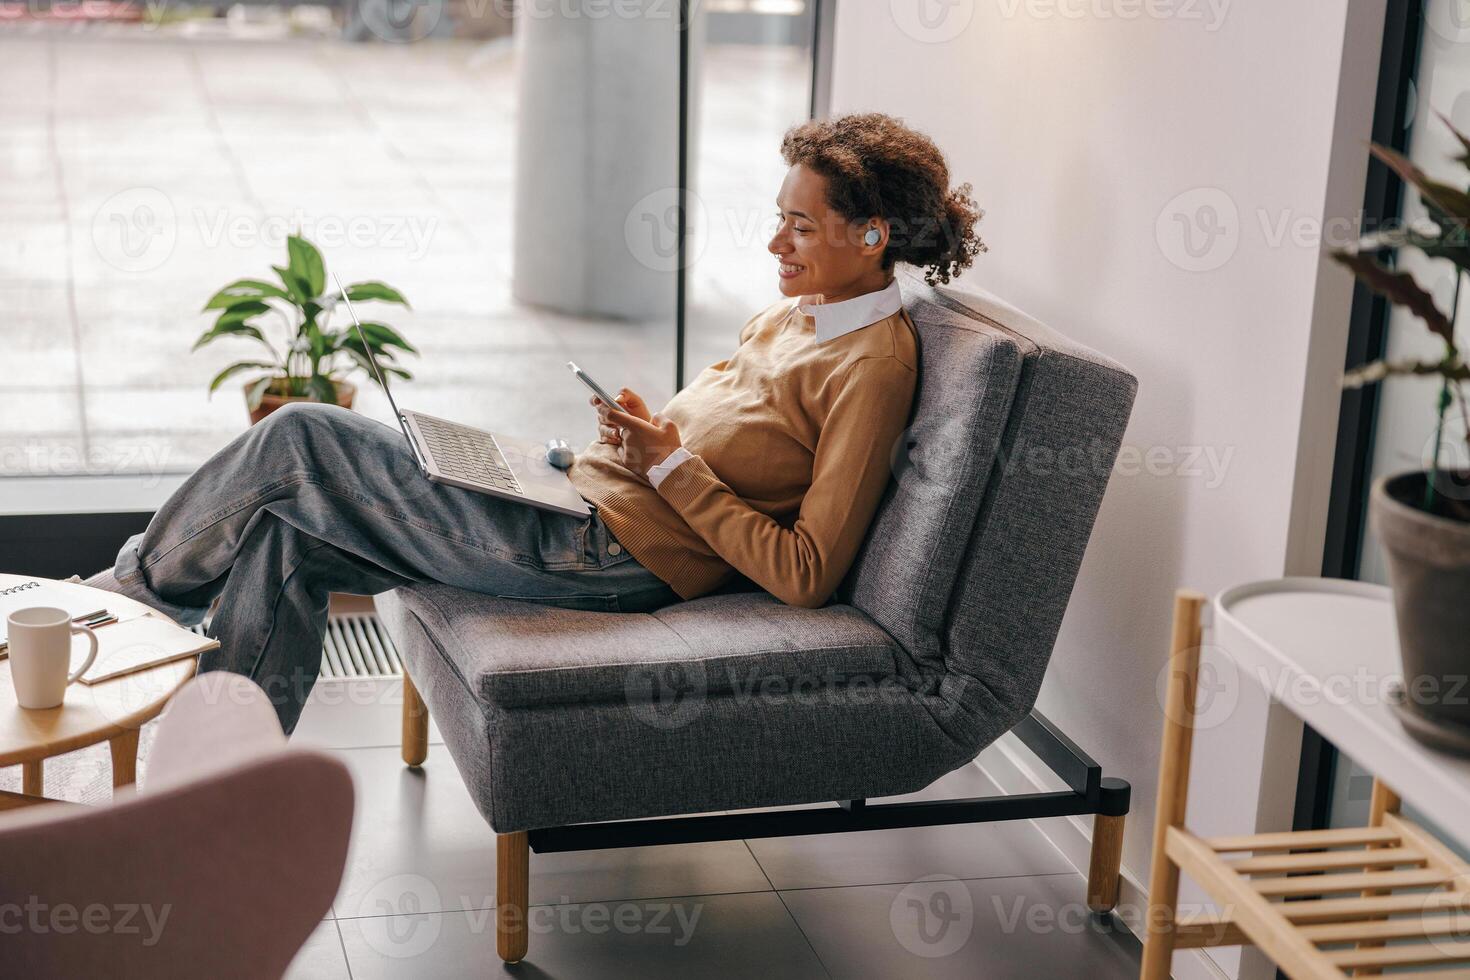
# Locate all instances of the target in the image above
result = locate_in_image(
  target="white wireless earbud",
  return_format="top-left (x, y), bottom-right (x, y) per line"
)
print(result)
top-left (864, 227), bottom-right (882, 246)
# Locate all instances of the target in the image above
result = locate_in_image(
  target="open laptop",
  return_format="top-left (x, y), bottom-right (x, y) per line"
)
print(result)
top-left (335, 274), bottom-right (591, 518)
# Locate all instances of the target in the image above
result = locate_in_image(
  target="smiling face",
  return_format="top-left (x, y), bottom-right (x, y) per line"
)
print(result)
top-left (768, 164), bottom-right (890, 304)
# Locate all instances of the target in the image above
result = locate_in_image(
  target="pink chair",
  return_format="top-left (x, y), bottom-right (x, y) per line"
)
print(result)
top-left (0, 673), bottom-right (354, 979)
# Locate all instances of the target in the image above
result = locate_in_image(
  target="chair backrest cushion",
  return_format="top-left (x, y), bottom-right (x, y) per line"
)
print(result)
top-left (837, 279), bottom-right (1023, 668)
top-left (840, 270), bottom-right (1137, 752)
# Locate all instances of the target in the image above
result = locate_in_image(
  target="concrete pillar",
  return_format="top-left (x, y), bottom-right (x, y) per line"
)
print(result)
top-left (512, 2), bottom-right (701, 321)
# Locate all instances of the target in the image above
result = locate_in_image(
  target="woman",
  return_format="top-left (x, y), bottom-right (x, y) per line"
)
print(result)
top-left (84, 113), bottom-right (984, 733)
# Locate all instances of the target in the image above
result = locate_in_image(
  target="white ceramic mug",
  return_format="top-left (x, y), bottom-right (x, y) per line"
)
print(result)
top-left (6, 607), bottom-right (99, 709)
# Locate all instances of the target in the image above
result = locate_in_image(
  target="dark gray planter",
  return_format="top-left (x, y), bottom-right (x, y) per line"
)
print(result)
top-left (1371, 470), bottom-right (1470, 756)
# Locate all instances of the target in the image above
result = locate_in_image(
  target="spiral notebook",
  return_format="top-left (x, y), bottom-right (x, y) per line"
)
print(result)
top-left (0, 579), bottom-right (109, 655)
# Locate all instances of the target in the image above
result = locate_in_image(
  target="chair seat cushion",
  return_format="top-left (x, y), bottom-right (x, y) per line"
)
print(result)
top-left (390, 584), bottom-right (908, 710)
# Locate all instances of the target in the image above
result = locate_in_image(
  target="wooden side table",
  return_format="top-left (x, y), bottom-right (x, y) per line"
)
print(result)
top-left (1141, 583), bottom-right (1470, 979)
top-left (1, 573), bottom-right (197, 811)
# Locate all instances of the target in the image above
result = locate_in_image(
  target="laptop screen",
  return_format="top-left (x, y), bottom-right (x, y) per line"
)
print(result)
top-left (331, 273), bottom-right (420, 460)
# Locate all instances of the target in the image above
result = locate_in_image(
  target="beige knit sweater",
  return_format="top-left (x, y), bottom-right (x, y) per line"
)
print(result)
top-left (567, 296), bottom-right (918, 607)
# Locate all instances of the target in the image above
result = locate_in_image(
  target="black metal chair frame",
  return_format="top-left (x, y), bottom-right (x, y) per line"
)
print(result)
top-left (525, 709), bottom-right (1131, 914)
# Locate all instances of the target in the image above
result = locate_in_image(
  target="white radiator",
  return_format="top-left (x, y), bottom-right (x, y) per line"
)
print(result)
top-left (189, 611), bottom-right (403, 680)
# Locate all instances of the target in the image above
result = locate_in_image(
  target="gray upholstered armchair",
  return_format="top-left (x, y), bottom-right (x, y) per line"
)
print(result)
top-left (377, 270), bottom-right (1138, 963)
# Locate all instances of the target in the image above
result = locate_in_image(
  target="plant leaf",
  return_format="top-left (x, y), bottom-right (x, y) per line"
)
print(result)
top-left (287, 235), bottom-right (326, 299)
top-left (337, 333), bottom-right (399, 361)
top-left (246, 375), bottom-right (276, 411)
top-left (353, 320), bottom-right (420, 355)
top-left (307, 374), bottom-right (338, 404)
top-left (1344, 358), bottom-right (1470, 388)
top-left (342, 281), bottom-right (411, 307)
top-left (207, 360), bottom-right (277, 396)
top-left (190, 301), bottom-right (272, 351)
top-left (192, 323), bottom-right (268, 352)
top-left (1370, 143), bottom-right (1470, 223)
top-left (345, 348), bottom-right (412, 381)
top-left (272, 264), bottom-right (310, 305)
top-left (306, 321), bottom-right (328, 361)
top-left (202, 279), bottom-right (292, 311)
top-left (214, 301), bottom-right (270, 328)
top-left (1436, 110), bottom-right (1470, 166)
top-left (1352, 223), bottom-right (1470, 269)
top-left (1331, 252), bottom-right (1455, 344)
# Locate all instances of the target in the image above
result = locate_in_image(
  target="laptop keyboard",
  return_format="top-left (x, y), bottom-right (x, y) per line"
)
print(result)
top-left (414, 415), bottom-right (524, 495)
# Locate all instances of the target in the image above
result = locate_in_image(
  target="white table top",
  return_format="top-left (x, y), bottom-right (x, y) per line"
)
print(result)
top-left (1215, 576), bottom-right (1470, 850)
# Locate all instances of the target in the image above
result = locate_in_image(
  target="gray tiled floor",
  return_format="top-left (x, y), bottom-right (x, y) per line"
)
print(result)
top-left (782, 873), bottom-right (1141, 980)
top-left (0, 29), bottom-right (804, 486)
top-left (278, 686), bottom-right (1142, 978)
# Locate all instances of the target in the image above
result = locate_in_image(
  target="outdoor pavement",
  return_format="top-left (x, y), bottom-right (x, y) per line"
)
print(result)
top-left (0, 27), bottom-right (802, 486)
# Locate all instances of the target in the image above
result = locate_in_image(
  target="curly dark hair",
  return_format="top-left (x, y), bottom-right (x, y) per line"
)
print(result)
top-left (780, 113), bottom-right (986, 286)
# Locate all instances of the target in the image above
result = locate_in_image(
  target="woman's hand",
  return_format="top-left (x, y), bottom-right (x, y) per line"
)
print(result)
top-left (595, 388), bottom-right (682, 479)
top-left (592, 389), bottom-right (647, 448)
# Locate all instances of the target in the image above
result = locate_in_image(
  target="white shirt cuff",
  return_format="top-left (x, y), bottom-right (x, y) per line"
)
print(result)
top-left (647, 446), bottom-right (693, 489)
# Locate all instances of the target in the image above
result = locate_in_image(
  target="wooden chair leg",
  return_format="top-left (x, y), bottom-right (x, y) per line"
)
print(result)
top-left (22, 759), bottom-right (43, 796)
top-left (1140, 589), bottom-right (1207, 980)
top-left (401, 670), bottom-right (428, 768)
top-left (1087, 812), bottom-right (1126, 913)
top-left (110, 728), bottom-right (141, 788)
top-left (497, 831), bottom-right (530, 964)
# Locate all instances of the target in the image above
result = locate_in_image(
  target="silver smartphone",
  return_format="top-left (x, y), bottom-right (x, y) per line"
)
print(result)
top-left (567, 361), bottom-right (621, 407)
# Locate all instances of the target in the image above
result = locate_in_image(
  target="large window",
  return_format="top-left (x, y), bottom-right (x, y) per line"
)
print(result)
top-left (684, 0), bottom-right (818, 381)
top-left (1317, 0), bottom-right (1468, 842)
top-left (0, 2), bottom-right (824, 517)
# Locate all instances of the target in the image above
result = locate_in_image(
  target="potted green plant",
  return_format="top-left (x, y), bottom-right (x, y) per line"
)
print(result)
top-left (1332, 113), bottom-right (1470, 754)
top-left (193, 234), bottom-right (419, 424)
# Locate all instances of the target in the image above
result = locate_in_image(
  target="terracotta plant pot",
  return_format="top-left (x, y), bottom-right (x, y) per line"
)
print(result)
top-left (245, 379), bottom-right (356, 425)
top-left (1370, 469), bottom-right (1470, 755)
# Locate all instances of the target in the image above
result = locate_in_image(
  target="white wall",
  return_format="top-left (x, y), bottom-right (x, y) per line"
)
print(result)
top-left (831, 2), bottom-right (1384, 975)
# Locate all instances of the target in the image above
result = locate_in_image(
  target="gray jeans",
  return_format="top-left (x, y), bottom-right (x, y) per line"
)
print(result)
top-left (109, 401), bottom-right (678, 733)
